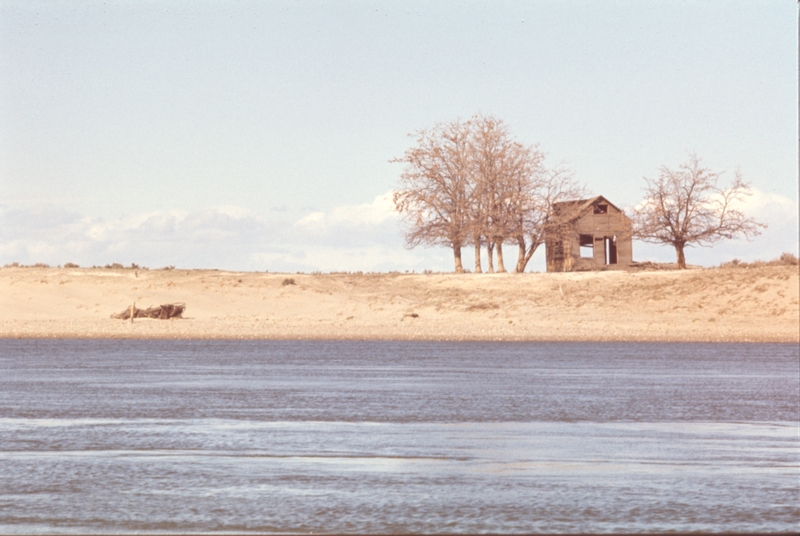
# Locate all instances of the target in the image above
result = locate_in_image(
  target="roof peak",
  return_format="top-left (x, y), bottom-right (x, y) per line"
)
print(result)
top-left (553, 195), bottom-right (625, 215)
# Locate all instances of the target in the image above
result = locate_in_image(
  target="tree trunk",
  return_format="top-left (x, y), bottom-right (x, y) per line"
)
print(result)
top-left (474, 243), bottom-right (482, 273)
top-left (516, 238), bottom-right (541, 274)
top-left (675, 242), bottom-right (686, 269)
top-left (496, 243), bottom-right (507, 273)
top-left (522, 244), bottom-right (537, 272)
top-left (453, 244), bottom-right (464, 273)
top-left (515, 236), bottom-right (527, 273)
top-left (486, 243), bottom-right (495, 273)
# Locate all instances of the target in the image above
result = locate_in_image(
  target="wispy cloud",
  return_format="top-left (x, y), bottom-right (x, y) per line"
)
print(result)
top-left (0, 192), bottom-right (446, 272)
top-left (292, 192), bottom-right (400, 248)
top-left (1, 189), bottom-right (795, 272)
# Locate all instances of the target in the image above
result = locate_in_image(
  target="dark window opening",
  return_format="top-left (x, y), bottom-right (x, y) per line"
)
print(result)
top-left (579, 234), bottom-right (594, 258)
top-left (605, 236), bottom-right (618, 265)
top-left (593, 204), bottom-right (608, 214)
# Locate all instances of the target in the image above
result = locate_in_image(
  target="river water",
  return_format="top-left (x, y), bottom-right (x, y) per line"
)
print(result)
top-left (0, 340), bottom-right (797, 533)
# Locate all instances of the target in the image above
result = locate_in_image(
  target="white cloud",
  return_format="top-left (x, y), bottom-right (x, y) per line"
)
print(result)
top-left (0, 192), bottom-right (422, 271)
top-left (291, 192), bottom-right (402, 249)
top-left (328, 191), bottom-right (397, 226)
top-left (736, 188), bottom-right (797, 220)
top-left (293, 211), bottom-right (327, 233)
top-left (2, 188), bottom-right (794, 272)
top-left (0, 204), bottom-right (282, 269)
top-left (294, 192), bottom-right (398, 232)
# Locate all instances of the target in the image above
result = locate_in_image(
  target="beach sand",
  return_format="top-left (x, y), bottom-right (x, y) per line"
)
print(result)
top-left (1, 265), bottom-right (797, 342)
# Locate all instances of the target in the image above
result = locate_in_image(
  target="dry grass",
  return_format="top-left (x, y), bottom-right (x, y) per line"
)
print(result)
top-left (0, 263), bottom-right (797, 342)
top-left (718, 252), bottom-right (799, 269)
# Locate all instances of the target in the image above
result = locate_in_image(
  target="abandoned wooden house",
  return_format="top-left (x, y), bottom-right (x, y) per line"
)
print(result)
top-left (545, 195), bottom-right (633, 272)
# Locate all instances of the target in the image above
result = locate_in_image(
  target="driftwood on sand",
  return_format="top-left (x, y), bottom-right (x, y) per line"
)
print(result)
top-left (112, 303), bottom-right (186, 320)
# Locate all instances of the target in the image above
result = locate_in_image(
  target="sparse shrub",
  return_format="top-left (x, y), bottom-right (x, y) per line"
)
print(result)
top-left (282, 278), bottom-right (296, 286)
top-left (64, 262), bottom-right (79, 268)
top-left (104, 263), bottom-right (124, 269)
top-left (719, 258), bottom-right (742, 268)
top-left (32, 263), bottom-right (50, 268)
top-left (161, 265), bottom-right (175, 270)
top-left (719, 253), bottom-right (799, 269)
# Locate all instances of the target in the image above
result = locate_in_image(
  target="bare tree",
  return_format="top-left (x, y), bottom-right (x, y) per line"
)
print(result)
top-left (471, 116), bottom-right (530, 273)
top-left (633, 153), bottom-right (766, 269)
top-left (469, 168), bottom-right (487, 274)
top-left (467, 116), bottom-right (587, 274)
top-left (394, 115), bottom-right (585, 274)
top-left (392, 119), bottom-right (475, 273)
top-left (510, 165), bottom-right (585, 273)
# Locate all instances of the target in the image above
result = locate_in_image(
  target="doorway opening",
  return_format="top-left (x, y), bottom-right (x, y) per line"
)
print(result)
top-left (604, 236), bottom-right (618, 265)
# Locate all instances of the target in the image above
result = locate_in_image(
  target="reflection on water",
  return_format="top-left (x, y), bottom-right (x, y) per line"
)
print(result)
top-left (0, 340), bottom-right (797, 533)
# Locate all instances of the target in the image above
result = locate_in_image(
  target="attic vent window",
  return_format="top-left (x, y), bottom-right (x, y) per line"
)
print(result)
top-left (593, 204), bottom-right (608, 214)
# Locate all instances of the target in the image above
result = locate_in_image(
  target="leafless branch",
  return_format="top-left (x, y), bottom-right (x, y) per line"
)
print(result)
top-left (633, 153), bottom-right (765, 268)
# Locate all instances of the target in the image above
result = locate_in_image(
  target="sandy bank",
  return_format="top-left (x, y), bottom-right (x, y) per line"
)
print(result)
top-left (0, 265), bottom-right (797, 342)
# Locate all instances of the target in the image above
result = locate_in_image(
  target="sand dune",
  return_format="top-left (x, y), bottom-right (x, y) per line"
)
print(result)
top-left (1, 265), bottom-right (797, 342)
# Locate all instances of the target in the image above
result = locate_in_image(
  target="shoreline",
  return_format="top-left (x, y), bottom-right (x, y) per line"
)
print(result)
top-left (2, 334), bottom-right (793, 343)
top-left (1, 320), bottom-right (794, 343)
top-left (1, 265), bottom-right (798, 343)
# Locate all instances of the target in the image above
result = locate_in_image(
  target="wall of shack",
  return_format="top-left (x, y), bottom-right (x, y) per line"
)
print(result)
top-left (546, 204), bottom-right (632, 272)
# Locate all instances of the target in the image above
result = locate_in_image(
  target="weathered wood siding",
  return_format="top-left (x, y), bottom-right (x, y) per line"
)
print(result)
top-left (546, 197), bottom-right (633, 272)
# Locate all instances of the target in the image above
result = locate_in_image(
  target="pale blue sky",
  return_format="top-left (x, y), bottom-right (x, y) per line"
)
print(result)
top-left (1, 1), bottom-right (797, 271)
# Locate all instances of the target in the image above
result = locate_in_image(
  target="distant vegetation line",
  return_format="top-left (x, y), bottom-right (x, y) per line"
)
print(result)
top-left (3, 253), bottom-right (797, 273)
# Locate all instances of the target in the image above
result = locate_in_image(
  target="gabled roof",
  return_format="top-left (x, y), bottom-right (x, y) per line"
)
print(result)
top-left (552, 195), bottom-right (627, 218)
